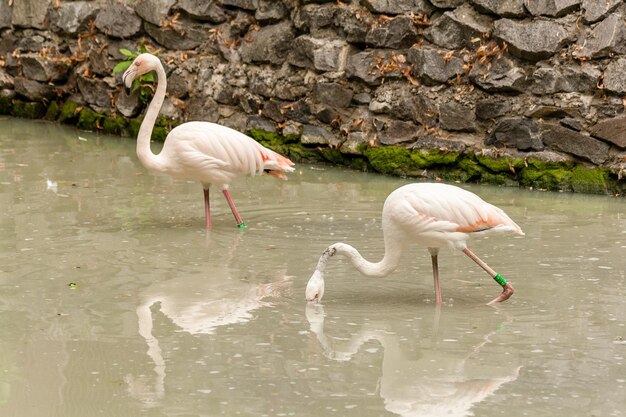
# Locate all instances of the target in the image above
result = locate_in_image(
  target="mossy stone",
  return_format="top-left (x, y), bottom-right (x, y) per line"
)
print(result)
top-left (0, 96), bottom-right (12, 115)
top-left (571, 167), bottom-right (608, 194)
top-left (151, 126), bottom-right (168, 142)
top-left (128, 118), bottom-right (142, 138)
top-left (11, 101), bottom-right (46, 119)
top-left (59, 101), bottom-right (80, 123)
top-left (103, 115), bottom-right (128, 135)
top-left (476, 155), bottom-right (525, 173)
top-left (457, 156), bottom-right (485, 180)
top-left (44, 101), bottom-right (60, 121)
top-left (320, 148), bottom-right (347, 165)
top-left (363, 146), bottom-right (418, 176)
top-left (248, 129), bottom-right (282, 144)
top-left (284, 143), bottom-right (325, 163)
top-left (526, 157), bottom-right (574, 171)
top-left (77, 108), bottom-right (104, 130)
top-left (519, 167), bottom-right (572, 191)
top-left (411, 149), bottom-right (460, 168)
top-left (480, 172), bottom-right (509, 186)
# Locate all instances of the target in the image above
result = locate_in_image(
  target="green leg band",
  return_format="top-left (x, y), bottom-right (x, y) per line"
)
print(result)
top-left (237, 222), bottom-right (247, 229)
top-left (493, 273), bottom-right (507, 287)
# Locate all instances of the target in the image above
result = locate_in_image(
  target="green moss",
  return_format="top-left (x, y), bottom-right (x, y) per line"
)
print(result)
top-left (410, 149), bottom-right (460, 168)
top-left (571, 167), bottom-right (609, 194)
top-left (526, 157), bottom-right (574, 171)
top-left (128, 118), bottom-right (142, 138)
top-left (247, 129), bottom-right (282, 143)
top-left (320, 148), bottom-right (347, 165)
top-left (152, 126), bottom-right (168, 142)
top-left (59, 101), bottom-right (80, 123)
top-left (283, 143), bottom-right (325, 162)
top-left (476, 155), bottom-right (525, 173)
top-left (363, 146), bottom-right (418, 176)
top-left (11, 101), bottom-right (46, 119)
top-left (0, 96), bottom-right (12, 115)
top-left (457, 156), bottom-right (486, 181)
top-left (480, 172), bottom-right (510, 186)
top-left (103, 115), bottom-right (128, 135)
top-left (519, 167), bottom-right (572, 191)
top-left (44, 101), bottom-right (60, 121)
top-left (77, 108), bottom-right (105, 130)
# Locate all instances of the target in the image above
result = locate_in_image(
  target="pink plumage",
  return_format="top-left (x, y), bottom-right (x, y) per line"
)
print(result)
top-left (306, 183), bottom-right (524, 305)
top-left (122, 53), bottom-right (294, 228)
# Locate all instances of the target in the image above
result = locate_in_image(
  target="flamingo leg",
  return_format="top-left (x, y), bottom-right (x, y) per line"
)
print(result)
top-left (429, 248), bottom-right (443, 304)
top-left (222, 189), bottom-right (246, 228)
top-left (462, 247), bottom-right (514, 304)
top-left (203, 188), bottom-right (212, 229)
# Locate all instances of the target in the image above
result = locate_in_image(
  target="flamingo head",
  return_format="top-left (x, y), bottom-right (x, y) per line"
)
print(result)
top-left (122, 53), bottom-right (159, 94)
top-left (305, 269), bottom-right (325, 303)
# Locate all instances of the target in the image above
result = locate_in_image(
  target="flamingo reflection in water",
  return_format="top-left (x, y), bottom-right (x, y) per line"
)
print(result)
top-left (306, 304), bottom-right (521, 417)
top-left (125, 250), bottom-right (291, 406)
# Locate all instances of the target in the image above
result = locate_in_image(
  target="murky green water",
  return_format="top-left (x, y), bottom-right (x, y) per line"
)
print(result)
top-left (0, 117), bottom-right (624, 417)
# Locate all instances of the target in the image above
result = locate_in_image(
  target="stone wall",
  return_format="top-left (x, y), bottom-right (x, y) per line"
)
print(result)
top-left (1, 0), bottom-right (625, 194)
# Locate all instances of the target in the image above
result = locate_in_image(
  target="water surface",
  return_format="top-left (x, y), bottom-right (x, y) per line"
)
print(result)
top-left (0, 118), bottom-right (624, 417)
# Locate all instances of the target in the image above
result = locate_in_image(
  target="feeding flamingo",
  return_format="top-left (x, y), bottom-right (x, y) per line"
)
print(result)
top-left (305, 183), bottom-right (524, 305)
top-left (122, 53), bottom-right (294, 228)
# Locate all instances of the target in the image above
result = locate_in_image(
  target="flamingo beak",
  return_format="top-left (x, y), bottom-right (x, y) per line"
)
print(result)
top-left (122, 67), bottom-right (136, 95)
top-left (305, 270), bottom-right (325, 303)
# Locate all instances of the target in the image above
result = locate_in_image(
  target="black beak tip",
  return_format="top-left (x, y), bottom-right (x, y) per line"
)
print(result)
top-left (124, 85), bottom-right (131, 95)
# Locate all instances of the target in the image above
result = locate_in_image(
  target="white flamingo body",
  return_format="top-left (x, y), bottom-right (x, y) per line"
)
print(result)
top-left (383, 183), bottom-right (523, 249)
top-left (306, 183), bottom-right (524, 304)
top-left (122, 53), bottom-right (294, 228)
top-left (155, 121), bottom-right (293, 185)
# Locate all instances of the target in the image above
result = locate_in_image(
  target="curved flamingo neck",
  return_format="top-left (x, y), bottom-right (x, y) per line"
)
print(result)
top-left (318, 238), bottom-right (405, 278)
top-left (136, 62), bottom-right (167, 172)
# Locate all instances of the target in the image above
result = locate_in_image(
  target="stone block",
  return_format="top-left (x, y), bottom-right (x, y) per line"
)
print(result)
top-left (366, 15), bottom-right (419, 49)
top-left (378, 119), bottom-right (419, 145)
top-left (573, 13), bottom-right (626, 59)
top-left (524, 0), bottom-right (580, 17)
top-left (530, 64), bottom-right (600, 94)
top-left (144, 21), bottom-right (206, 50)
top-left (314, 83), bottom-right (353, 108)
top-left (94, 4), bottom-right (142, 38)
top-left (407, 46), bottom-right (464, 85)
top-left (439, 101), bottom-right (476, 132)
top-left (494, 18), bottom-right (572, 61)
top-left (469, 56), bottom-right (528, 93)
top-left (177, 0), bottom-right (229, 23)
top-left (603, 58), bottom-right (626, 95)
top-left (13, 77), bottom-right (57, 101)
top-left (485, 118), bottom-right (543, 151)
top-left (21, 54), bottom-right (71, 82)
top-left (581, 0), bottom-right (621, 24)
top-left (12, 0), bottom-right (51, 29)
top-left (590, 116), bottom-right (626, 149)
top-left (134, 0), bottom-right (176, 26)
top-left (289, 36), bottom-right (351, 72)
top-left (469, 0), bottom-right (525, 18)
top-left (542, 123), bottom-right (609, 164)
top-left (425, 4), bottom-right (493, 49)
top-left (361, 0), bottom-right (433, 14)
top-left (77, 75), bottom-right (112, 108)
top-left (50, 1), bottom-right (99, 34)
top-left (241, 22), bottom-right (294, 65)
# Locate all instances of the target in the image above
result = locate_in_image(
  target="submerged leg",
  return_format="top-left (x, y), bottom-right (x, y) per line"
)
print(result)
top-left (462, 247), bottom-right (514, 304)
top-left (222, 189), bottom-right (246, 228)
top-left (203, 188), bottom-right (212, 229)
top-left (428, 248), bottom-right (442, 304)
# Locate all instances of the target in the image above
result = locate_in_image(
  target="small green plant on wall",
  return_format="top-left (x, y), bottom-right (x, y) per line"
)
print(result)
top-left (112, 45), bottom-right (157, 103)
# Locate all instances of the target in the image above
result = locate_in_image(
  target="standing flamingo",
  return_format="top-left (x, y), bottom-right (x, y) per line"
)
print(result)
top-left (305, 183), bottom-right (524, 305)
top-left (121, 53), bottom-right (295, 228)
